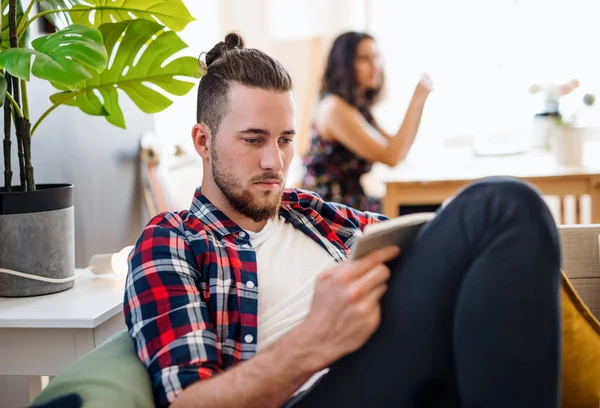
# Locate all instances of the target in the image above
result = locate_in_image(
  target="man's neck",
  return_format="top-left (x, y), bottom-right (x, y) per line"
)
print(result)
top-left (201, 183), bottom-right (270, 233)
top-left (233, 216), bottom-right (270, 233)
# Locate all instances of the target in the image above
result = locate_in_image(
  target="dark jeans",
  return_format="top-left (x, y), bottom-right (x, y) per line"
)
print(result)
top-left (287, 177), bottom-right (561, 408)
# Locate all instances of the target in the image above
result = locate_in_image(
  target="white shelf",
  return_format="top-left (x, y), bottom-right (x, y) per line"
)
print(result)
top-left (0, 269), bottom-right (126, 329)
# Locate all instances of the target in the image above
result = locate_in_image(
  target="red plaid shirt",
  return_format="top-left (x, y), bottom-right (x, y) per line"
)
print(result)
top-left (124, 187), bottom-right (386, 407)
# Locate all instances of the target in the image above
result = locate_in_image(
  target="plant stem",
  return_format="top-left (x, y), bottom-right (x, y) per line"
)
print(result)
top-left (31, 89), bottom-right (80, 137)
top-left (6, 87), bottom-right (25, 190)
top-left (3, 77), bottom-right (13, 192)
top-left (17, 9), bottom-right (61, 39)
top-left (20, 119), bottom-right (34, 191)
top-left (8, 0), bottom-right (35, 192)
top-left (8, 2), bottom-right (20, 102)
top-left (31, 101), bottom-right (65, 137)
top-left (5, 92), bottom-right (24, 119)
top-left (9, 0), bottom-right (27, 191)
top-left (11, 93), bottom-right (26, 190)
top-left (20, 80), bottom-right (29, 120)
top-left (16, 86), bottom-right (34, 191)
top-left (16, 0), bottom-right (37, 39)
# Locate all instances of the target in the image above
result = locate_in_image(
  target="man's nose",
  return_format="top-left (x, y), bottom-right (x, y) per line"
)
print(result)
top-left (260, 142), bottom-right (284, 171)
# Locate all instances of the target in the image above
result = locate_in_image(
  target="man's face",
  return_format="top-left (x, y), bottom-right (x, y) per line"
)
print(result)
top-left (205, 83), bottom-right (296, 222)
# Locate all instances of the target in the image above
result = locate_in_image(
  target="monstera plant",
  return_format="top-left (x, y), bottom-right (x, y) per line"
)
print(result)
top-left (0, 0), bottom-right (203, 297)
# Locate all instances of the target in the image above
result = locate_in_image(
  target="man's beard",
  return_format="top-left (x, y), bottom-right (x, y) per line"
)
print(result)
top-left (211, 147), bottom-right (284, 222)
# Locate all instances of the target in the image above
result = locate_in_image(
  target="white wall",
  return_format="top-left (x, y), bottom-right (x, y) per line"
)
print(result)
top-left (152, 0), bottom-right (220, 152)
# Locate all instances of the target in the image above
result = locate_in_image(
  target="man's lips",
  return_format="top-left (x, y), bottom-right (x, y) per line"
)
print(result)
top-left (254, 179), bottom-right (281, 185)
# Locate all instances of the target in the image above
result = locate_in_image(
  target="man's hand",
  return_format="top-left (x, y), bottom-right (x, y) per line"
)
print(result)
top-left (171, 245), bottom-right (400, 408)
top-left (297, 246), bottom-right (401, 370)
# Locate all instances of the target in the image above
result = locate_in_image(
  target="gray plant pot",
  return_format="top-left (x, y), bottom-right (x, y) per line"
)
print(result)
top-left (0, 184), bottom-right (75, 297)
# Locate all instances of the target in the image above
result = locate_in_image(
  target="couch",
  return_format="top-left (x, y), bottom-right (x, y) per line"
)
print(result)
top-left (30, 225), bottom-right (600, 408)
top-left (560, 225), bottom-right (600, 319)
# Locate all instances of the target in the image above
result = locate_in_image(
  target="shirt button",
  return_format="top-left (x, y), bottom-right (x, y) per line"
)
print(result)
top-left (246, 281), bottom-right (255, 289)
top-left (242, 244), bottom-right (251, 249)
top-left (239, 231), bottom-right (246, 238)
top-left (244, 334), bottom-right (254, 344)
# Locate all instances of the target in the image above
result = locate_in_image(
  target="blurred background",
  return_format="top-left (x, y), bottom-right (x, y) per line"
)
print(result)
top-left (10, 0), bottom-right (600, 265)
top-left (163, 0), bottom-right (600, 156)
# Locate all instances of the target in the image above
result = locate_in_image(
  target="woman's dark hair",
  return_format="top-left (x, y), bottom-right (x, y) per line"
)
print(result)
top-left (321, 31), bottom-right (384, 109)
top-left (196, 32), bottom-right (293, 134)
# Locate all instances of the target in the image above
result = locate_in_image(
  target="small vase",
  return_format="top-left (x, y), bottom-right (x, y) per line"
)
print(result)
top-left (551, 127), bottom-right (586, 167)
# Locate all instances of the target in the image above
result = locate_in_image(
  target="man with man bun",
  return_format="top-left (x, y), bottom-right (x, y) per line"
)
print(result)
top-left (124, 33), bottom-right (561, 408)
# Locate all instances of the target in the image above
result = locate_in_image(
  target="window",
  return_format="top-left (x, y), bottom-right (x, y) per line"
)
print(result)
top-left (367, 0), bottom-right (600, 148)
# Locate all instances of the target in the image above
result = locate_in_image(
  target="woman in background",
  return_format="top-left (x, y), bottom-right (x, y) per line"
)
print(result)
top-left (302, 31), bottom-right (432, 212)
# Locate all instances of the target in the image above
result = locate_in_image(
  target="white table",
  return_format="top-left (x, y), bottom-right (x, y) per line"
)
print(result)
top-left (0, 270), bottom-right (127, 407)
top-left (381, 144), bottom-right (600, 223)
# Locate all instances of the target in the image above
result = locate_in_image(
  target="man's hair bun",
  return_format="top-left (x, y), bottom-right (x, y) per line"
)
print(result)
top-left (205, 32), bottom-right (245, 68)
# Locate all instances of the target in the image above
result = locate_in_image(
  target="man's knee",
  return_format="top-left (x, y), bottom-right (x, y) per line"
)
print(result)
top-left (454, 177), bottom-right (559, 241)
top-left (452, 177), bottom-right (560, 261)
top-left (459, 177), bottom-right (547, 213)
top-left (463, 177), bottom-right (558, 241)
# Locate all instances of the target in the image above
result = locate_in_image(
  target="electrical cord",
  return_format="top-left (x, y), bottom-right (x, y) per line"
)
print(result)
top-left (0, 267), bottom-right (89, 284)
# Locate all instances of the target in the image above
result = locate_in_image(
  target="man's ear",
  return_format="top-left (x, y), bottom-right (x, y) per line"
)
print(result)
top-left (192, 123), bottom-right (212, 160)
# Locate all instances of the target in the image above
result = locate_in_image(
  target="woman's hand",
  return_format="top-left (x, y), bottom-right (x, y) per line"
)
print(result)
top-left (415, 73), bottom-right (433, 99)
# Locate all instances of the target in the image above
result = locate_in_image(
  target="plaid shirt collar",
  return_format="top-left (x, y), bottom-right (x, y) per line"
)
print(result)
top-left (189, 187), bottom-right (245, 237)
top-left (189, 187), bottom-right (362, 259)
top-left (190, 187), bottom-right (325, 231)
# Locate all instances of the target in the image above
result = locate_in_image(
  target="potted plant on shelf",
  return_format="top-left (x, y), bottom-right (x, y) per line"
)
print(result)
top-left (552, 93), bottom-right (596, 167)
top-left (0, 0), bottom-right (203, 297)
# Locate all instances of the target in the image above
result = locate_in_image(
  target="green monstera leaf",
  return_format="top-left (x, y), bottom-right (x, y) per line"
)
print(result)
top-left (38, 0), bottom-right (194, 32)
top-left (49, 19), bottom-right (202, 129)
top-left (0, 24), bottom-right (107, 88)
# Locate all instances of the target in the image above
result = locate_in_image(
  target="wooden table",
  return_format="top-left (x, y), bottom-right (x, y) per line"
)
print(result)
top-left (382, 147), bottom-right (600, 224)
top-left (0, 270), bottom-right (126, 407)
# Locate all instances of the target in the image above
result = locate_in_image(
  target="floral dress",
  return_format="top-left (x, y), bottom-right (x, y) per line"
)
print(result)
top-left (301, 110), bottom-right (381, 213)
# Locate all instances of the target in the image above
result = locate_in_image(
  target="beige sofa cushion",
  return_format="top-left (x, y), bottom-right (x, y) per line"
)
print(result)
top-left (559, 225), bottom-right (600, 321)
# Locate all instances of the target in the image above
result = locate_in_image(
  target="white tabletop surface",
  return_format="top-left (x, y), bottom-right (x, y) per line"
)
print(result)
top-left (381, 142), bottom-right (600, 183)
top-left (0, 269), bottom-right (126, 329)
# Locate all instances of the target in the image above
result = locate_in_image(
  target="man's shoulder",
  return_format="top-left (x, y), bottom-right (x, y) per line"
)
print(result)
top-left (144, 209), bottom-right (211, 238)
top-left (283, 188), bottom-right (341, 213)
top-left (284, 188), bottom-right (387, 227)
top-left (284, 187), bottom-right (324, 205)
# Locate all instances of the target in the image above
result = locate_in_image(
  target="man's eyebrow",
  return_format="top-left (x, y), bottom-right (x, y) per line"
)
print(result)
top-left (238, 128), bottom-right (270, 136)
top-left (237, 128), bottom-right (296, 136)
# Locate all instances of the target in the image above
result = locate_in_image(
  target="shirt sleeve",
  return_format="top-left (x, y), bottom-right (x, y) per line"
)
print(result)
top-left (123, 212), bottom-right (221, 407)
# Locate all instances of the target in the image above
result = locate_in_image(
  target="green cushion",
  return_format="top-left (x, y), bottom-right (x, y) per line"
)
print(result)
top-left (31, 330), bottom-right (155, 408)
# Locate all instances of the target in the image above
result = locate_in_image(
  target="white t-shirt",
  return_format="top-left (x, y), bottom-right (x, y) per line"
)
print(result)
top-left (246, 216), bottom-right (336, 393)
